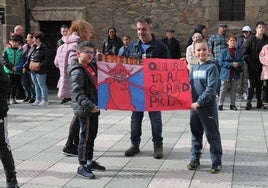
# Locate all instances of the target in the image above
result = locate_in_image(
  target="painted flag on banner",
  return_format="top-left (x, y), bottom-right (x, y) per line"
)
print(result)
top-left (97, 56), bottom-right (192, 111)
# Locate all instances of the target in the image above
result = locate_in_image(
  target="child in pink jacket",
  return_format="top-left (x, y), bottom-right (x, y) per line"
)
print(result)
top-left (259, 44), bottom-right (268, 80)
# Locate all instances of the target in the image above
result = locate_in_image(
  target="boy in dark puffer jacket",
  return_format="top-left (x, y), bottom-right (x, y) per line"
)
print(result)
top-left (68, 41), bottom-right (105, 179)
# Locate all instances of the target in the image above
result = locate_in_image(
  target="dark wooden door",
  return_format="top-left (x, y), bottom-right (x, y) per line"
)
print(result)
top-left (39, 21), bottom-right (71, 89)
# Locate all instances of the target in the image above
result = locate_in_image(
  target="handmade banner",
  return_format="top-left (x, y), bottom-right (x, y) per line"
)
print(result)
top-left (97, 55), bottom-right (192, 111)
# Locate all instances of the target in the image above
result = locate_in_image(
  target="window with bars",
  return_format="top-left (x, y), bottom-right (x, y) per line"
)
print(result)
top-left (219, 0), bottom-right (245, 21)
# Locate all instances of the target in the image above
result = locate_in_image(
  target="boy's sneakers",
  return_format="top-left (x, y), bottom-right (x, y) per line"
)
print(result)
top-left (62, 144), bottom-right (78, 156)
top-left (210, 163), bottom-right (222, 174)
top-left (39, 100), bottom-right (49, 106)
top-left (87, 161), bottom-right (106, 171)
top-left (187, 160), bottom-right (200, 170)
top-left (32, 100), bottom-right (40, 106)
top-left (6, 178), bottom-right (19, 188)
top-left (77, 166), bottom-right (95, 179)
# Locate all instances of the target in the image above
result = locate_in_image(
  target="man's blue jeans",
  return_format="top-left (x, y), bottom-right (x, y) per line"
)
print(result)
top-left (130, 111), bottom-right (163, 148)
top-left (21, 72), bottom-right (35, 99)
top-left (31, 72), bottom-right (48, 101)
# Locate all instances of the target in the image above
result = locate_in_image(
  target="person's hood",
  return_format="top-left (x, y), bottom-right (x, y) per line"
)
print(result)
top-left (62, 31), bottom-right (82, 44)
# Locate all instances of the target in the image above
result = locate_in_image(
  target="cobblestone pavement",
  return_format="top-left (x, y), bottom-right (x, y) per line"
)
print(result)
top-left (0, 92), bottom-right (267, 187)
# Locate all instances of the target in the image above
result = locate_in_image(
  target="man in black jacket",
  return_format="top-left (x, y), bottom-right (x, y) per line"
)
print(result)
top-left (0, 63), bottom-right (19, 187)
top-left (161, 29), bottom-right (181, 59)
top-left (243, 21), bottom-right (268, 110)
top-left (124, 16), bottom-right (171, 159)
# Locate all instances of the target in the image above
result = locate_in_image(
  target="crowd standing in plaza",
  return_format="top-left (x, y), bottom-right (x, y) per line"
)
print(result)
top-left (1, 17), bottom-right (268, 186)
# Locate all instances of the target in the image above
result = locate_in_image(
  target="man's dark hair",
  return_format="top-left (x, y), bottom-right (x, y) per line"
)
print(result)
top-left (33, 31), bottom-right (45, 42)
top-left (136, 16), bottom-right (152, 25)
top-left (256, 21), bottom-right (265, 27)
top-left (60, 24), bottom-right (69, 29)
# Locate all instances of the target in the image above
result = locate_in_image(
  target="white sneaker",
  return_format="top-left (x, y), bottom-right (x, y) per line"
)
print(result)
top-left (243, 93), bottom-right (248, 100)
top-left (39, 100), bottom-right (49, 106)
top-left (32, 100), bottom-right (41, 106)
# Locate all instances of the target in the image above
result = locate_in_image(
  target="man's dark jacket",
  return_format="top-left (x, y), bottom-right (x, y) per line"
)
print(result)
top-left (243, 34), bottom-right (268, 79)
top-left (125, 35), bottom-right (171, 59)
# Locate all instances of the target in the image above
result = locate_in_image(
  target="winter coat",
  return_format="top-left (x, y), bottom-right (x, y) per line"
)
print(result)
top-left (2, 47), bottom-right (23, 75)
top-left (0, 63), bottom-right (10, 117)
top-left (259, 44), bottom-right (268, 80)
top-left (243, 34), bottom-right (268, 79)
top-left (68, 59), bottom-right (99, 117)
top-left (28, 43), bottom-right (51, 74)
top-left (161, 37), bottom-right (181, 59)
top-left (54, 32), bottom-right (82, 98)
top-left (218, 48), bottom-right (244, 81)
top-left (125, 34), bottom-right (171, 59)
top-left (102, 36), bottom-right (123, 55)
top-left (22, 44), bottom-right (34, 71)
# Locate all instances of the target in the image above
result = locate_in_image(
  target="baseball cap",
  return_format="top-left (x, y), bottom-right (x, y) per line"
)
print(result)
top-left (217, 24), bottom-right (227, 28)
top-left (242, 26), bottom-right (251, 32)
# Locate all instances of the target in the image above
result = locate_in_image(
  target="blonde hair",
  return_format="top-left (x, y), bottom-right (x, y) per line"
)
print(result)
top-left (67, 20), bottom-right (93, 41)
top-left (193, 39), bottom-right (209, 50)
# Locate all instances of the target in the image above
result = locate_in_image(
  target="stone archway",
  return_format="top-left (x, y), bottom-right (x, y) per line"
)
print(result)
top-left (29, 6), bottom-right (86, 31)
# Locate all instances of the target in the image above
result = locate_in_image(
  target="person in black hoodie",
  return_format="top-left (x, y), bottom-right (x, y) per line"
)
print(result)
top-left (0, 63), bottom-right (19, 187)
top-left (243, 21), bottom-right (268, 110)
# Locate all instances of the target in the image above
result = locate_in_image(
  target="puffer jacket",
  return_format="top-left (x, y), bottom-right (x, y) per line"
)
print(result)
top-left (2, 47), bottom-right (23, 75)
top-left (54, 32), bottom-right (82, 98)
top-left (0, 63), bottom-right (10, 117)
top-left (259, 44), bottom-right (268, 80)
top-left (28, 43), bottom-right (51, 74)
top-left (68, 59), bottom-right (99, 117)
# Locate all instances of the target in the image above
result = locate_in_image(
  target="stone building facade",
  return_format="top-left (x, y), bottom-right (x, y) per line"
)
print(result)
top-left (1, 0), bottom-right (268, 53)
top-left (1, 0), bottom-right (268, 87)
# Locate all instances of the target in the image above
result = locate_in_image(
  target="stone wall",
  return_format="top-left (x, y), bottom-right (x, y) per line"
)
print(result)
top-left (0, 0), bottom-right (25, 51)
top-left (1, 0), bottom-right (268, 54)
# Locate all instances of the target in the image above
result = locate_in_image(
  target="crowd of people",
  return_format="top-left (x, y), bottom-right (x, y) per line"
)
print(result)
top-left (1, 17), bottom-right (268, 186)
